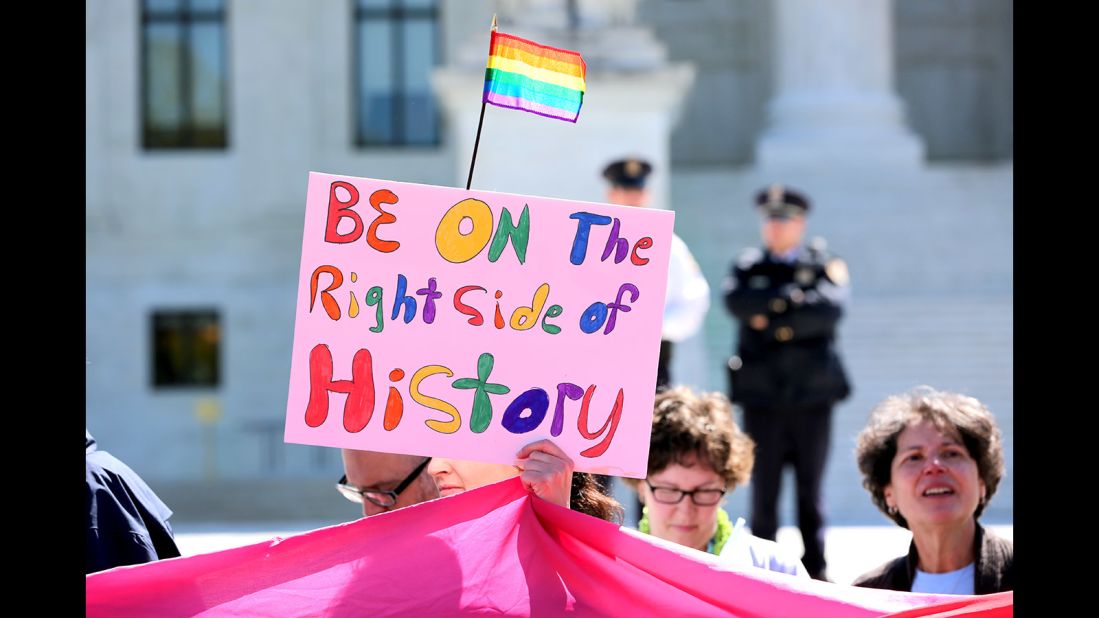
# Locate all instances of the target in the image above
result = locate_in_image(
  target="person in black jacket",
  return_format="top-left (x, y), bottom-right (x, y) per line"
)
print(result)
top-left (86, 429), bottom-right (181, 574)
top-left (853, 387), bottom-right (1012, 594)
top-left (722, 184), bottom-right (851, 581)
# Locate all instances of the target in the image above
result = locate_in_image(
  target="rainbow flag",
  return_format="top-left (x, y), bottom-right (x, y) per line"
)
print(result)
top-left (483, 31), bottom-right (587, 123)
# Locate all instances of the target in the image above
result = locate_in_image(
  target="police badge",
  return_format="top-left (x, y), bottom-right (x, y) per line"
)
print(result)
top-left (825, 258), bottom-right (849, 285)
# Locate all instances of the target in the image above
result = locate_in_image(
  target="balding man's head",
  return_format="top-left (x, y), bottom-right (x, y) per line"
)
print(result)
top-left (339, 450), bottom-right (439, 517)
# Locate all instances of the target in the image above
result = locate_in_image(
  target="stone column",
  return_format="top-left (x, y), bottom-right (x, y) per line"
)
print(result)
top-left (755, 0), bottom-right (924, 169)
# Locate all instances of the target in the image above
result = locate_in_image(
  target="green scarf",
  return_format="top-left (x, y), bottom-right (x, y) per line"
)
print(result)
top-left (638, 506), bottom-right (734, 555)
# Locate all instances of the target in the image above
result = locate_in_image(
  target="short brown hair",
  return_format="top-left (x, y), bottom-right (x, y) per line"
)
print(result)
top-left (625, 387), bottom-right (754, 490)
top-left (855, 386), bottom-right (1005, 528)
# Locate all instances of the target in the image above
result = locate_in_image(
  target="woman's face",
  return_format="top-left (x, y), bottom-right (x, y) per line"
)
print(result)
top-left (427, 458), bottom-right (518, 497)
top-left (884, 420), bottom-right (985, 532)
top-left (639, 459), bottom-right (726, 552)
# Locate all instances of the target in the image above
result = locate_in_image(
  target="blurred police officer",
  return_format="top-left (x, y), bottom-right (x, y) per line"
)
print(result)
top-left (602, 158), bottom-right (710, 391)
top-left (722, 184), bottom-right (851, 581)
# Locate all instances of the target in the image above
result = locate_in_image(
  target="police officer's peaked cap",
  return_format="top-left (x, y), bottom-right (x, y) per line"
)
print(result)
top-left (755, 183), bottom-right (810, 218)
top-left (602, 158), bottom-right (653, 189)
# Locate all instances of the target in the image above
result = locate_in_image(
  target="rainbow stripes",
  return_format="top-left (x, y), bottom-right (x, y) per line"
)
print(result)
top-left (483, 31), bottom-right (587, 123)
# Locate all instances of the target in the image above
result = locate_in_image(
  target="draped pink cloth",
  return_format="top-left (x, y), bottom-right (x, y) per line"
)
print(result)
top-left (87, 478), bottom-right (1011, 617)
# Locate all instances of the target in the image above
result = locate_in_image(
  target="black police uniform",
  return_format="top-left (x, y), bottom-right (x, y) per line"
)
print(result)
top-left (723, 187), bottom-right (851, 580)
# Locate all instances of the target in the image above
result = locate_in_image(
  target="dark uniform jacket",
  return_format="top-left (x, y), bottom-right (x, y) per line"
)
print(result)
top-left (852, 523), bottom-right (1014, 594)
top-left (723, 242), bottom-right (851, 409)
top-left (86, 430), bottom-right (181, 574)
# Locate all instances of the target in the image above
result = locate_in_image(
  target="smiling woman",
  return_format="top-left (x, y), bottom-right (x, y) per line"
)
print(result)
top-left (853, 386), bottom-right (1013, 595)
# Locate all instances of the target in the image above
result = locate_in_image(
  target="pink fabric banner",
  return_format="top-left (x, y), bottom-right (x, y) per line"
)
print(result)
top-left (86, 478), bottom-right (1011, 617)
top-left (880, 593), bottom-right (1013, 618)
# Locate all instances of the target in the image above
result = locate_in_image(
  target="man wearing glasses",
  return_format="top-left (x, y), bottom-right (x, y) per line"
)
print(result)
top-left (338, 451), bottom-right (438, 517)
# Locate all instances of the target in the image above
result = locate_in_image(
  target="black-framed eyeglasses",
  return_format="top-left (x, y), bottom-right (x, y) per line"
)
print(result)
top-left (337, 457), bottom-right (432, 509)
top-left (645, 480), bottom-right (726, 506)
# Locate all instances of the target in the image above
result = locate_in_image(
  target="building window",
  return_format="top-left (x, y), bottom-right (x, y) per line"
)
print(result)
top-left (354, 0), bottom-right (440, 146)
top-left (141, 0), bottom-right (229, 149)
top-left (152, 310), bottom-right (221, 387)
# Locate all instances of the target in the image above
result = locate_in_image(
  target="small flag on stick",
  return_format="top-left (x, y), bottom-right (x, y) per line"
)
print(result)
top-left (466, 18), bottom-right (588, 189)
top-left (482, 30), bottom-right (587, 123)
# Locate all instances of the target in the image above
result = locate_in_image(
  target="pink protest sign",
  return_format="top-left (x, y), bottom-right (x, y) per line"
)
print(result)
top-left (284, 172), bottom-right (674, 477)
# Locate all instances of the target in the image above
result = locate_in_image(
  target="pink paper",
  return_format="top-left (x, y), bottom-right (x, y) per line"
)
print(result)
top-left (284, 173), bottom-right (676, 477)
top-left (86, 479), bottom-right (1007, 617)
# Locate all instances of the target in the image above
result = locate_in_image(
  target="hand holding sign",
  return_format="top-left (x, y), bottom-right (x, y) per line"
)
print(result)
top-left (515, 439), bottom-right (574, 509)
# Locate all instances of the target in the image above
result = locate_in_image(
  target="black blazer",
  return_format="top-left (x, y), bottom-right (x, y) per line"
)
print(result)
top-left (853, 523), bottom-right (1014, 594)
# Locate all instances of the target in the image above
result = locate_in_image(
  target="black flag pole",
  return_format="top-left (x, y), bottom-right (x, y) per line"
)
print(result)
top-left (465, 101), bottom-right (487, 190)
top-left (466, 15), bottom-right (498, 190)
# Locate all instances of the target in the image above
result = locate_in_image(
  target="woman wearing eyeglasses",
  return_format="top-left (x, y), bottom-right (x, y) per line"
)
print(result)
top-left (624, 387), bottom-right (807, 576)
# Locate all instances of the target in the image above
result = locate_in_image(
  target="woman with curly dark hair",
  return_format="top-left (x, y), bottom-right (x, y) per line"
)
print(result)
top-left (623, 387), bottom-right (805, 575)
top-left (853, 386), bottom-right (1013, 594)
top-left (428, 439), bottom-right (623, 523)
